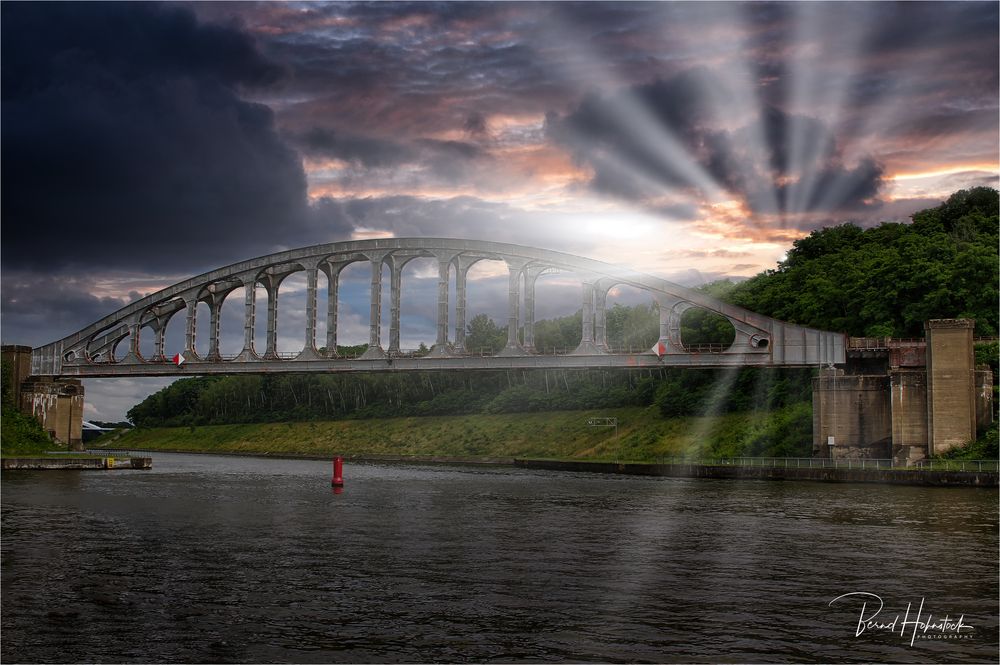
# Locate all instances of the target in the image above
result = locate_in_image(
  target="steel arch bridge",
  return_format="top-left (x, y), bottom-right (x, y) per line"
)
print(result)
top-left (30, 238), bottom-right (845, 378)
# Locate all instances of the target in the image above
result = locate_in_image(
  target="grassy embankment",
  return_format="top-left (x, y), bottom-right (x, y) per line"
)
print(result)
top-left (0, 408), bottom-right (106, 459)
top-left (92, 402), bottom-right (812, 461)
top-left (0, 406), bottom-right (62, 457)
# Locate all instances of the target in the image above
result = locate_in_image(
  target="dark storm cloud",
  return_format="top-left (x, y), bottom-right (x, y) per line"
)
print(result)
top-left (890, 109), bottom-right (999, 143)
top-left (544, 69), bottom-right (716, 194)
top-left (755, 106), bottom-right (833, 177)
top-left (773, 158), bottom-right (885, 214)
top-left (863, 2), bottom-right (997, 59)
top-left (291, 126), bottom-right (486, 171)
top-left (1, 2), bottom-right (310, 273)
top-left (294, 127), bottom-right (415, 168)
top-left (464, 112), bottom-right (489, 137)
top-left (236, 3), bottom-right (565, 138)
top-left (546, 69), bottom-right (886, 217)
top-left (0, 272), bottom-right (128, 347)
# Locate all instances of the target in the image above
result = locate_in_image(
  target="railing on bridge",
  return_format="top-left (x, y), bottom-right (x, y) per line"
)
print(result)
top-left (848, 338), bottom-right (922, 351)
top-left (849, 336), bottom-right (998, 351)
top-left (142, 344), bottom-right (739, 361)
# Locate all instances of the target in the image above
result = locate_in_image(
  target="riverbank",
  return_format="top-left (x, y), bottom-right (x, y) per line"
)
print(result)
top-left (81, 447), bottom-right (998, 487)
top-left (516, 459), bottom-right (999, 487)
top-left (92, 404), bottom-right (812, 461)
top-left (93, 447), bottom-right (514, 467)
top-left (2, 456), bottom-right (152, 470)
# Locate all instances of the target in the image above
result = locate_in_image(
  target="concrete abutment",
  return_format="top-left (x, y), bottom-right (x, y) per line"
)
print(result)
top-left (813, 319), bottom-right (994, 466)
top-left (2, 345), bottom-right (85, 450)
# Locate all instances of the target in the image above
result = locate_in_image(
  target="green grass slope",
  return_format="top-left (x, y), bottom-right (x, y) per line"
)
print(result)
top-left (95, 403), bottom-right (812, 461)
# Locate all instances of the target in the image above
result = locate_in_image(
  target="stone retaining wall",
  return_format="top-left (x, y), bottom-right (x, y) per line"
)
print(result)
top-left (515, 459), bottom-right (998, 487)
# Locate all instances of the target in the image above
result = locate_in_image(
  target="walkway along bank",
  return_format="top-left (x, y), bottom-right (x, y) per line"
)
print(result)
top-left (516, 459), bottom-right (999, 487)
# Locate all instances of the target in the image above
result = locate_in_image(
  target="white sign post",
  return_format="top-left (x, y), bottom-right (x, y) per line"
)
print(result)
top-left (587, 417), bottom-right (619, 438)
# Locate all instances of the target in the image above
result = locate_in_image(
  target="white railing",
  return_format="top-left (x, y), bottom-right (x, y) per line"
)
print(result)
top-left (646, 457), bottom-right (997, 471)
top-left (912, 459), bottom-right (999, 472)
top-left (715, 457), bottom-right (892, 470)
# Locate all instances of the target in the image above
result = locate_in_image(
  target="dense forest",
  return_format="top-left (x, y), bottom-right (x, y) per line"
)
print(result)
top-left (128, 187), bottom-right (999, 437)
top-left (727, 186), bottom-right (998, 337)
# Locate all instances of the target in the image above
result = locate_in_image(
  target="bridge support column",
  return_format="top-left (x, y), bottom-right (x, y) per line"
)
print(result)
top-left (360, 254), bottom-right (387, 360)
top-left (265, 285), bottom-right (279, 360)
top-left (297, 262), bottom-right (324, 360)
top-left (234, 278), bottom-right (259, 361)
top-left (655, 296), bottom-right (686, 355)
top-left (523, 275), bottom-right (535, 353)
top-left (572, 280), bottom-right (601, 355)
top-left (594, 285), bottom-right (610, 352)
top-left (812, 368), bottom-right (892, 459)
top-left (388, 261), bottom-right (403, 354)
top-left (925, 319), bottom-right (977, 455)
top-left (427, 254), bottom-right (456, 358)
top-left (453, 256), bottom-right (480, 354)
top-left (152, 323), bottom-right (165, 362)
top-left (497, 258), bottom-right (528, 357)
top-left (183, 300), bottom-right (200, 361)
top-left (385, 254), bottom-right (419, 355)
top-left (889, 368), bottom-right (928, 466)
top-left (259, 272), bottom-right (287, 361)
top-left (119, 321), bottom-right (142, 364)
top-left (522, 267), bottom-right (546, 354)
top-left (321, 261), bottom-right (351, 358)
top-left (204, 301), bottom-right (223, 361)
top-left (194, 282), bottom-right (242, 362)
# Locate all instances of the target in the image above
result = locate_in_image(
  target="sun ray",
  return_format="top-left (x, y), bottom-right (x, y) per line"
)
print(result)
top-left (785, 3), bottom-right (873, 216)
top-left (533, 9), bottom-right (730, 204)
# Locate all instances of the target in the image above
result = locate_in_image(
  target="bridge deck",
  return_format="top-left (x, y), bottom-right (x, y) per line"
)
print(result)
top-left (54, 352), bottom-right (827, 378)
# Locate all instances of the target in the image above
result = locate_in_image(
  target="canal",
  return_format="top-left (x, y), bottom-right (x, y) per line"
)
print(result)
top-left (2, 453), bottom-right (997, 663)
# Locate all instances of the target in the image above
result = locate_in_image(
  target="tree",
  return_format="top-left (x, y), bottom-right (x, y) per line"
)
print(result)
top-left (465, 313), bottom-right (507, 352)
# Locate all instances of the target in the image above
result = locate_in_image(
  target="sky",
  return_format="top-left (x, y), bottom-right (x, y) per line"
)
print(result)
top-left (1, 1), bottom-right (998, 420)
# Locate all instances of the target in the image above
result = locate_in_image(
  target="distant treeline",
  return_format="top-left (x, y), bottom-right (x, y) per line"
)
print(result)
top-left (127, 365), bottom-right (816, 428)
top-left (128, 188), bottom-right (999, 431)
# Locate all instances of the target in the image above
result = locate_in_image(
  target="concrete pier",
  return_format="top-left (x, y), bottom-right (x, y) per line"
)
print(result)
top-left (812, 370), bottom-right (892, 459)
top-left (925, 319), bottom-right (977, 455)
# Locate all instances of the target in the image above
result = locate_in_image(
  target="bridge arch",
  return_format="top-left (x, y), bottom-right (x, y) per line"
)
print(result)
top-left (30, 238), bottom-right (846, 377)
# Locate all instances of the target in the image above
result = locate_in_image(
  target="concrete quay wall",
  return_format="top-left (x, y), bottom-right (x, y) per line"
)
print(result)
top-left (1, 457), bottom-right (152, 470)
top-left (515, 459), bottom-right (999, 487)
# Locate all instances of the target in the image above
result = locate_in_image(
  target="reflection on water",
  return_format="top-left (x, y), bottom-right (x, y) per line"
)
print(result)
top-left (2, 453), bottom-right (997, 663)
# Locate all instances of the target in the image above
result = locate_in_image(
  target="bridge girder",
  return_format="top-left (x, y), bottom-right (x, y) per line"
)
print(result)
top-left (30, 238), bottom-right (846, 377)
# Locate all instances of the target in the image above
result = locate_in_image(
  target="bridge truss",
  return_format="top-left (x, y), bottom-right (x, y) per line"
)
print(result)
top-left (31, 238), bottom-right (845, 377)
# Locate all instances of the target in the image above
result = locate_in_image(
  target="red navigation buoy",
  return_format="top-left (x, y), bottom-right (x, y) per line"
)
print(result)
top-left (332, 456), bottom-right (344, 487)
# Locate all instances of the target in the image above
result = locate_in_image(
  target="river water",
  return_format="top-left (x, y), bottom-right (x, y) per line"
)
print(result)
top-left (2, 453), bottom-right (997, 663)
